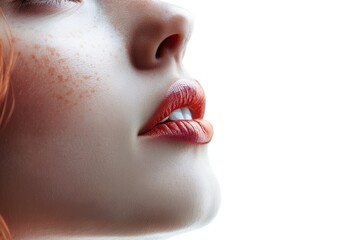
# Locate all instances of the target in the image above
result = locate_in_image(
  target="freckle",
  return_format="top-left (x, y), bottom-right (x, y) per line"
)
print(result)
top-left (65, 89), bottom-right (74, 96)
top-left (56, 95), bottom-right (64, 101)
top-left (96, 77), bottom-right (100, 81)
top-left (34, 44), bottom-right (40, 50)
top-left (48, 67), bottom-right (56, 76)
top-left (57, 75), bottom-right (64, 82)
top-left (31, 54), bottom-right (36, 59)
top-left (83, 75), bottom-right (92, 80)
top-left (46, 47), bottom-right (57, 56)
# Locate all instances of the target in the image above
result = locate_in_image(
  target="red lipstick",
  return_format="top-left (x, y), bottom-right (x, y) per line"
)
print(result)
top-left (138, 79), bottom-right (213, 144)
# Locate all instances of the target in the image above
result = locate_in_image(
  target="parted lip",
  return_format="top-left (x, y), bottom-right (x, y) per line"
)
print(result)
top-left (138, 78), bottom-right (212, 143)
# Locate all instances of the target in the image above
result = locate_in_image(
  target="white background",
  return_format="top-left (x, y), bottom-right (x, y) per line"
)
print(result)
top-left (166, 1), bottom-right (360, 240)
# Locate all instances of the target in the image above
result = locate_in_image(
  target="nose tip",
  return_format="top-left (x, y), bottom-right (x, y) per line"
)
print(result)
top-left (129, 3), bottom-right (193, 70)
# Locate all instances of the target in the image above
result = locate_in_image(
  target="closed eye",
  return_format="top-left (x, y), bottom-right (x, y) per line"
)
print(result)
top-left (11, 0), bottom-right (81, 9)
top-left (10, 0), bottom-right (82, 14)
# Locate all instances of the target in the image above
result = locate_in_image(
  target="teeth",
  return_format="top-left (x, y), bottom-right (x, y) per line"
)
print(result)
top-left (169, 108), bottom-right (184, 121)
top-left (159, 116), bottom-right (169, 123)
top-left (181, 107), bottom-right (192, 120)
top-left (158, 107), bottom-right (192, 122)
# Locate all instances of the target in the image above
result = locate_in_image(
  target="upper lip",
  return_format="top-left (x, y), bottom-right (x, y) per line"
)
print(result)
top-left (138, 78), bottom-right (206, 135)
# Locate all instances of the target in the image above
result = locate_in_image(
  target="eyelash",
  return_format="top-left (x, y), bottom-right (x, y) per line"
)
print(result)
top-left (11, 0), bottom-right (81, 9)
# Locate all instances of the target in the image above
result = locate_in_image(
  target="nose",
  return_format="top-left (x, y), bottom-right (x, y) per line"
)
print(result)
top-left (128, 1), bottom-right (194, 70)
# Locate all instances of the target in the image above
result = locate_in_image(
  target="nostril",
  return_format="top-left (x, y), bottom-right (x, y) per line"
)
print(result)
top-left (155, 34), bottom-right (181, 59)
top-left (130, 7), bottom-right (193, 70)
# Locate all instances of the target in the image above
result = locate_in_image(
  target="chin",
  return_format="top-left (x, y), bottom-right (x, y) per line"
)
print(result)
top-left (125, 140), bottom-right (221, 237)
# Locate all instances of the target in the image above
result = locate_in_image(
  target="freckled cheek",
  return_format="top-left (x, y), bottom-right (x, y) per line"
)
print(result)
top-left (10, 44), bottom-right (101, 127)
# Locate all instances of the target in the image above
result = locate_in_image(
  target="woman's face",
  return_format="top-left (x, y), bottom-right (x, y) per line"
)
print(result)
top-left (0, 0), bottom-right (220, 238)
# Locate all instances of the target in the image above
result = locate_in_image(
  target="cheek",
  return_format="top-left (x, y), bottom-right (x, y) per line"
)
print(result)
top-left (14, 42), bottom-right (99, 109)
top-left (9, 37), bottom-right (104, 133)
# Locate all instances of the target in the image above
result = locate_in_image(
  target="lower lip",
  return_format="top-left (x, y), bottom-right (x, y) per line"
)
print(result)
top-left (139, 119), bottom-right (213, 144)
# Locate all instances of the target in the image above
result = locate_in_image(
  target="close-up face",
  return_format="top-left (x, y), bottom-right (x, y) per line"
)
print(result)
top-left (0, 0), bottom-right (220, 239)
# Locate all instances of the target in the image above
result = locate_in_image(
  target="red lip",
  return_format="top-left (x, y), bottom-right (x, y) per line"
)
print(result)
top-left (138, 79), bottom-right (213, 144)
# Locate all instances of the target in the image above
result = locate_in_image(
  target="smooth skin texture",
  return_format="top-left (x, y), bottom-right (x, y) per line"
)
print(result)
top-left (0, 0), bottom-right (220, 239)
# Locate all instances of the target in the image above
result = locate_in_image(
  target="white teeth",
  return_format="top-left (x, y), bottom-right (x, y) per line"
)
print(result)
top-left (169, 108), bottom-right (184, 121)
top-left (181, 107), bottom-right (192, 120)
top-left (158, 107), bottom-right (193, 124)
top-left (159, 116), bottom-right (169, 123)
top-left (169, 107), bottom-right (193, 121)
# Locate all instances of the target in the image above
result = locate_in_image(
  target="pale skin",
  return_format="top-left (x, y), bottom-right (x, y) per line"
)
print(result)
top-left (0, 0), bottom-right (220, 239)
